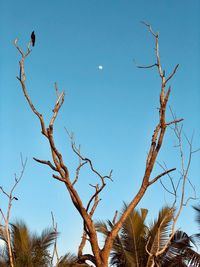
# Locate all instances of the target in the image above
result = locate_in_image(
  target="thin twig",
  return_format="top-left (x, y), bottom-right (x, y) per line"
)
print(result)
top-left (136, 63), bottom-right (158, 69)
top-left (148, 168), bottom-right (176, 185)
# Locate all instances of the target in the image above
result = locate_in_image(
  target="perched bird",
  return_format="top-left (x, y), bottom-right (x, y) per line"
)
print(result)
top-left (31, 31), bottom-right (35, 47)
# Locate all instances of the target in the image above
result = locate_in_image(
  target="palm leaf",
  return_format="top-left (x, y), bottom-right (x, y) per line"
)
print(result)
top-left (0, 226), bottom-right (8, 244)
top-left (191, 205), bottom-right (200, 247)
top-left (95, 220), bottom-right (110, 237)
top-left (57, 252), bottom-right (78, 266)
top-left (147, 206), bottom-right (174, 256)
top-left (32, 227), bottom-right (57, 250)
top-left (193, 205), bottom-right (200, 229)
top-left (186, 248), bottom-right (200, 267)
top-left (119, 204), bottom-right (148, 266)
top-left (159, 230), bottom-right (200, 267)
top-left (96, 203), bottom-right (149, 267)
top-left (10, 220), bottom-right (31, 256)
top-left (0, 220), bottom-right (56, 266)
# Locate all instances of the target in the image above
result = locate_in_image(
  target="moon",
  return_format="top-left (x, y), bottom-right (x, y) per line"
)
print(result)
top-left (98, 65), bottom-right (103, 70)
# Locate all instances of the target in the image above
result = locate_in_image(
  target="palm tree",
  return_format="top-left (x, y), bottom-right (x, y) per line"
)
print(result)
top-left (0, 220), bottom-right (56, 267)
top-left (96, 205), bottom-right (175, 266)
top-left (159, 205), bottom-right (200, 267)
top-left (96, 204), bottom-right (200, 267)
top-left (158, 230), bottom-right (199, 267)
top-left (96, 204), bottom-right (150, 267)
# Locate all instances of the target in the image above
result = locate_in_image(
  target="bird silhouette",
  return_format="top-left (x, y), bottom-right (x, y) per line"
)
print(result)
top-left (31, 31), bottom-right (35, 47)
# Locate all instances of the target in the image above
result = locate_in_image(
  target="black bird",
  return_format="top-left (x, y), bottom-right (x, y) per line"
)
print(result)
top-left (31, 31), bottom-right (35, 47)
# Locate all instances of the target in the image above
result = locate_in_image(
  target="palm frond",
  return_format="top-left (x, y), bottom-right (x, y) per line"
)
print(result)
top-left (95, 220), bottom-right (110, 237)
top-left (193, 205), bottom-right (200, 229)
top-left (110, 235), bottom-right (135, 267)
top-left (57, 252), bottom-right (78, 266)
top-left (147, 206), bottom-right (174, 255)
top-left (119, 204), bottom-right (149, 266)
top-left (0, 226), bottom-right (8, 244)
top-left (186, 247), bottom-right (200, 267)
top-left (33, 227), bottom-right (57, 250)
top-left (159, 230), bottom-right (200, 266)
top-left (10, 220), bottom-right (31, 255)
top-left (190, 233), bottom-right (200, 248)
top-left (192, 205), bottom-right (200, 248)
top-left (100, 203), bottom-right (149, 267)
top-left (0, 220), bottom-right (55, 266)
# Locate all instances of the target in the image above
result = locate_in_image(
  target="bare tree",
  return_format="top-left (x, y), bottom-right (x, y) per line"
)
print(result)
top-left (14, 25), bottom-right (183, 267)
top-left (0, 155), bottom-right (27, 267)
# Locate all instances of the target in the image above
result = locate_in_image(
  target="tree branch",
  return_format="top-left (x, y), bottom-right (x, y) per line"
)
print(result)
top-left (33, 157), bottom-right (58, 171)
top-left (148, 168), bottom-right (176, 185)
top-left (165, 64), bottom-right (179, 84)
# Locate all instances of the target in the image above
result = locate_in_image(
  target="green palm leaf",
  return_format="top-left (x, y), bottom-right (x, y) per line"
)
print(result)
top-left (96, 203), bottom-right (148, 267)
top-left (118, 204), bottom-right (148, 267)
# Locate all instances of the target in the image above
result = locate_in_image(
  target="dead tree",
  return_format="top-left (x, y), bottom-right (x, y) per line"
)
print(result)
top-left (0, 155), bottom-right (27, 267)
top-left (14, 25), bottom-right (182, 267)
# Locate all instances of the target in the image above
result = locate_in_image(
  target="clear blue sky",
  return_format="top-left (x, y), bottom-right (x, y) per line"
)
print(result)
top-left (0, 0), bottom-right (200, 256)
